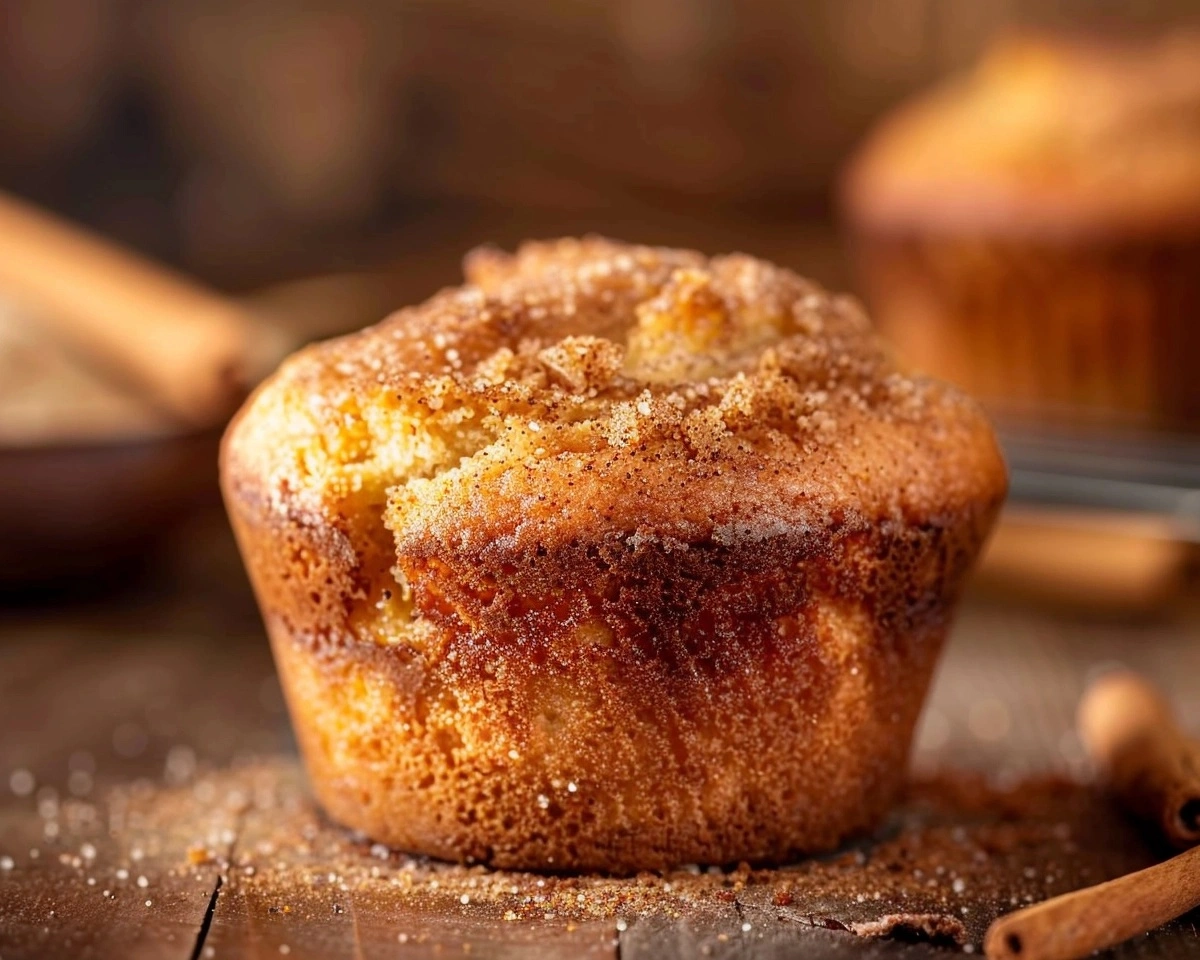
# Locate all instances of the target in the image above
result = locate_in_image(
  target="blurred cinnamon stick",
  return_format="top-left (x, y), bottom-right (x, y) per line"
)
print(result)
top-left (1078, 670), bottom-right (1200, 848)
top-left (0, 191), bottom-right (252, 428)
top-left (977, 508), bottom-right (1189, 611)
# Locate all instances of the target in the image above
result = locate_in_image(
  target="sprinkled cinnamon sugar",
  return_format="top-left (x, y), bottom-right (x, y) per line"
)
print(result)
top-left (228, 236), bottom-right (955, 520)
top-left (98, 764), bottom-right (1151, 952)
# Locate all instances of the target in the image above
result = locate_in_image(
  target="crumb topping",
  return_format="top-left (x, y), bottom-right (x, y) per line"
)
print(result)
top-left (232, 237), bottom-right (949, 513)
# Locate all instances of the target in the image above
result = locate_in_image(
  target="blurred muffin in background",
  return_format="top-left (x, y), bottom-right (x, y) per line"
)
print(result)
top-left (842, 31), bottom-right (1200, 430)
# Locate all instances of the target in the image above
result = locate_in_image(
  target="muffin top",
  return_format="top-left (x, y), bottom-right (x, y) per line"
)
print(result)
top-left (843, 32), bottom-right (1200, 239)
top-left (224, 238), bottom-right (1004, 645)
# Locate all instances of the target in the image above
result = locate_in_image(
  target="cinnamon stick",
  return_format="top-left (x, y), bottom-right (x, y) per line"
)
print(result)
top-left (0, 191), bottom-right (252, 428)
top-left (1077, 670), bottom-right (1200, 848)
top-left (983, 844), bottom-right (1200, 960)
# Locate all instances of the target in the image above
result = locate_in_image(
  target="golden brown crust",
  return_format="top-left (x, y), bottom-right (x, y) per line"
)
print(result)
top-left (222, 237), bottom-right (1006, 872)
top-left (843, 32), bottom-right (1200, 240)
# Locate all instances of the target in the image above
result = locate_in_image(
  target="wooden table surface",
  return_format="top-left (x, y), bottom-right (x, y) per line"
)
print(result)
top-left (2, 517), bottom-right (1199, 959)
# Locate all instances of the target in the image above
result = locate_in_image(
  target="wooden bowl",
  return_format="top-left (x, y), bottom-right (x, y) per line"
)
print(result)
top-left (0, 430), bottom-right (220, 589)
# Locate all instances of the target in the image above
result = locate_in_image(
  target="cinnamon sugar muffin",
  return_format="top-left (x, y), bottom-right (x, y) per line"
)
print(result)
top-left (222, 238), bottom-right (1006, 872)
top-left (843, 32), bottom-right (1200, 427)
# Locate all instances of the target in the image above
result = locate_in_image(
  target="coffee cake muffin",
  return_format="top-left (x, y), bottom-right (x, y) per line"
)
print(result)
top-left (222, 238), bottom-right (1006, 872)
top-left (843, 32), bottom-right (1200, 427)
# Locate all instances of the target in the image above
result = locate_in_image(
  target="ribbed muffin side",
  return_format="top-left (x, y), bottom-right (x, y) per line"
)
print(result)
top-left (221, 238), bottom-right (1006, 872)
top-left (854, 235), bottom-right (1200, 427)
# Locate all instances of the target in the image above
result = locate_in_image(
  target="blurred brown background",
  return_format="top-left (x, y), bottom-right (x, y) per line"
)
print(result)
top-left (3, 0), bottom-right (1197, 293)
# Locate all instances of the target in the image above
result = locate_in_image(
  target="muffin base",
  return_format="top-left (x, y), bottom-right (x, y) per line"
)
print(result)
top-left (268, 601), bottom-right (946, 874)
top-left (854, 235), bottom-right (1200, 428)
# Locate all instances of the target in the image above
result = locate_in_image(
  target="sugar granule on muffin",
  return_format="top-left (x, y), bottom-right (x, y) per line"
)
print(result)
top-left (222, 237), bottom-right (1006, 872)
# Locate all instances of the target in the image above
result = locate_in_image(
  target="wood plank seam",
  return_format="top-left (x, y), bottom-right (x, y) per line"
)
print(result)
top-left (187, 874), bottom-right (223, 960)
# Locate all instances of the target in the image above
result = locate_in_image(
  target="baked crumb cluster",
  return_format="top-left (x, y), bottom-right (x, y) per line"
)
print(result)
top-left (236, 237), bottom-right (935, 548)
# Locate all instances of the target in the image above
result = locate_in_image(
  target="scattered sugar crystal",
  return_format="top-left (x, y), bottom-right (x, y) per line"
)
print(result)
top-left (112, 722), bottom-right (148, 758)
top-left (68, 751), bottom-right (95, 774)
top-left (68, 771), bottom-right (93, 796)
top-left (165, 745), bottom-right (197, 785)
top-left (9, 769), bottom-right (34, 797)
